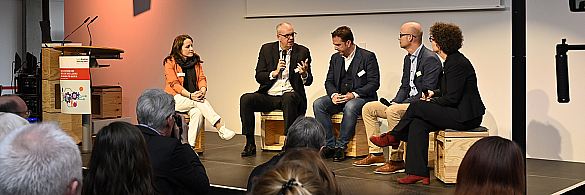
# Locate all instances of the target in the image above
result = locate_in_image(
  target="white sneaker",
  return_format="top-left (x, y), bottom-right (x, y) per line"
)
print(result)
top-left (218, 126), bottom-right (235, 140)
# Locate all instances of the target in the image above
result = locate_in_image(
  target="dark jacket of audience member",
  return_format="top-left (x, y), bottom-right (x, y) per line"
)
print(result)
top-left (247, 116), bottom-right (326, 191)
top-left (82, 122), bottom-right (161, 195)
top-left (251, 148), bottom-right (341, 195)
top-left (136, 88), bottom-right (209, 195)
top-left (454, 136), bottom-right (525, 195)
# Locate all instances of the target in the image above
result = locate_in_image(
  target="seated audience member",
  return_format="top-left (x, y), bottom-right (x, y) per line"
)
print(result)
top-left (136, 88), bottom-right (209, 195)
top-left (247, 116), bottom-right (326, 191)
top-left (0, 123), bottom-right (82, 195)
top-left (0, 94), bottom-right (30, 119)
top-left (164, 34), bottom-right (236, 146)
top-left (0, 112), bottom-right (29, 140)
top-left (251, 148), bottom-right (341, 195)
top-left (454, 136), bottom-right (525, 195)
top-left (370, 22), bottom-right (485, 184)
top-left (82, 121), bottom-right (161, 195)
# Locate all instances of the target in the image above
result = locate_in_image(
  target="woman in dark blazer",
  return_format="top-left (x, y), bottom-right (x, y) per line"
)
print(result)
top-left (369, 22), bottom-right (485, 184)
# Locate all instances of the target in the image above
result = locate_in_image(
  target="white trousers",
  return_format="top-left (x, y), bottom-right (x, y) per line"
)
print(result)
top-left (174, 94), bottom-right (221, 146)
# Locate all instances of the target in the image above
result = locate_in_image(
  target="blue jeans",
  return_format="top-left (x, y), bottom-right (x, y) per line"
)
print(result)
top-left (313, 95), bottom-right (367, 150)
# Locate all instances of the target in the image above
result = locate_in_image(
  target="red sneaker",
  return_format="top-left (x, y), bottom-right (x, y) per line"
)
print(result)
top-left (369, 133), bottom-right (400, 148)
top-left (398, 175), bottom-right (430, 185)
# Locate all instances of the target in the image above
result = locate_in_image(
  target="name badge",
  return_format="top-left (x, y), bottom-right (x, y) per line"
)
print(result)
top-left (177, 73), bottom-right (185, 77)
top-left (357, 70), bottom-right (366, 77)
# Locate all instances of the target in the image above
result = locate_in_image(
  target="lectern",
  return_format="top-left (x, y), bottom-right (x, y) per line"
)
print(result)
top-left (52, 46), bottom-right (124, 152)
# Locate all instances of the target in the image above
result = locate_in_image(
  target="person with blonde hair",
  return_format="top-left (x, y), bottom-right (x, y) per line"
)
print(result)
top-left (250, 148), bottom-right (341, 195)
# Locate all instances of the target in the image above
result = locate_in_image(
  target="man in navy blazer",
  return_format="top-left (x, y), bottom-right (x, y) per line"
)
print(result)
top-left (354, 22), bottom-right (442, 174)
top-left (240, 23), bottom-right (313, 157)
top-left (314, 26), bottom-right (380, 162)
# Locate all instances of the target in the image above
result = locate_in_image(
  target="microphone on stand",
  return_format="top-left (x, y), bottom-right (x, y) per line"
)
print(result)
top-left (62, 17), bottom-right (90, 46)
top-left (87, 16), bottom-right (98, 46)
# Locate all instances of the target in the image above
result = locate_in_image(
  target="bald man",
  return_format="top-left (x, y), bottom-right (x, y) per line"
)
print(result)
top-left (353, 22), bottom-right (442, 174)
top-left (0, 95), bottom-right (29, 119)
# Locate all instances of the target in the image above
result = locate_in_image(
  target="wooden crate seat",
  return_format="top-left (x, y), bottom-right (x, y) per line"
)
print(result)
top-left (181, 113), bottom-right (205, 154)
top-left (331, 113), bottom-right (368, 157)
top-left (260, 110), bottom-right (286, 151)
top-left (435, 126), bottom-right (488, 184)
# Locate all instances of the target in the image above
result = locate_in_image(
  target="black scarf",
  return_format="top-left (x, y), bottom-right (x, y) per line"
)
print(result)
top-left (176, 56), bottom-right (199, 93)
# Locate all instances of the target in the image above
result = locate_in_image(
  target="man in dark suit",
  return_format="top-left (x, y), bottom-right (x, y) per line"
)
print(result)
top-left (240, 23), bottom-right (313, 156)
top-left (314, 26), bottom-right (380, 162)
top-left (354, 22), bottom-right (442, 174)
top-left (136, 88), bottom-right (209, 195)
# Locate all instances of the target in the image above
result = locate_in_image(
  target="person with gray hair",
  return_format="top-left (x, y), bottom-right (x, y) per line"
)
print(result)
top-left (247, 116), bottom-right (326, 191)
top-left (0, 122), bottom-right (82, 195)
top-left (135, 88), bottom-right (209, 195)
top-left (0, 112), bottom-right (29, 140)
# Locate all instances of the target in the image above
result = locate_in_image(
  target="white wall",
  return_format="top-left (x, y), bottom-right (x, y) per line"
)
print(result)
top-left (526, 0), bottom-right (585, 162)
top-left (0, 0), bottom-right (22, 93)
top-left (62, 0), bottom-right (585, 162)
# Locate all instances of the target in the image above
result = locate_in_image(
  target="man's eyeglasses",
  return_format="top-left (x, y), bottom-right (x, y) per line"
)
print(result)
top-left (400, 33), bottom-right (416, 38)
top-left (429, 36), bottom-right (434, 42)
top-left (279, 32), bottom-right (297, 39)
top-left (13, 110), bottom-right (31, 117)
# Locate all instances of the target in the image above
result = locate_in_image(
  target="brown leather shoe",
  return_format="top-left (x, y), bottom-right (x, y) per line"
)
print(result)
top-left (374, 161), bottom-right (405, 174)
top-left (352, 154), bottom-right (386, 167)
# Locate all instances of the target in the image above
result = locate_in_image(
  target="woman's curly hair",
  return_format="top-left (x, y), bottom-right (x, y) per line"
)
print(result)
top-left (430, 22), bottom-right (463, 55)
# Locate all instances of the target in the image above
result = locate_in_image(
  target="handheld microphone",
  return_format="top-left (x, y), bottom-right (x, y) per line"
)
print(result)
top-left (62, 17), bottom-right (90, 46)
top-left (87, 16), bottom-right (98, 46)
top-left (380, 98), bottom-right (392, 107)
top-left (281, 50), bottom-right (287, 71)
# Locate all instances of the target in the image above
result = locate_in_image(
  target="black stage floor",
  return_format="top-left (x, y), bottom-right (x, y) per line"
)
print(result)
top-left (83, 131), bottom-right (585, 195)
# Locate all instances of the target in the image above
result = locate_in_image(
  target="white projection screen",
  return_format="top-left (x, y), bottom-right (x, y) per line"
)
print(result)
top-left (246, 0), bottom-right (504, 18)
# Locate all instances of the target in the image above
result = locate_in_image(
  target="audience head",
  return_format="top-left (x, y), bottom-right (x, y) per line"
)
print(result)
top-left (429, 21), bottom-right (463, 55)
top-left (0, 122), bottom-right (82, 195)
top-left (0, 112), bottom-right (29, 141)
top-left (284, 116), bottom-right (326, 151)
top-left (136, 88), bottom-right (175, 135)
top-left (252, 148), bottom-right (341, 195)
top-left (399, 22), bottom-right (423, 49)
top-left (82, 121), bottom-right (160, 195)
top-left (0, 95), bottom-right (29, 119)
top-left (454, 136), bottom-right (525, 195)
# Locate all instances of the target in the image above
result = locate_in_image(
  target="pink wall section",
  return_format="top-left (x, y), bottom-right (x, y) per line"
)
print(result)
top-left (65, 0), bottom-right (194, 123)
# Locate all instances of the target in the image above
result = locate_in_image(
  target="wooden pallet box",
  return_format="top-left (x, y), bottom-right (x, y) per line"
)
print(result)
top-left (435, 128), bottom-right (489, 184)
top-left (183, 114), bottom-right (205, 153)
top-left (91, 86), bottom-right (122, 118)
top-left (42, 80), bottom-right (61, 113)
top-left (260, 111), bottom-right (286, 151)
top-left (331, 113), bottom-right (368, 157)
top-left (42, 112), bottom-right (83, 143)
top-left (42, 48), bottom-right (74, 80)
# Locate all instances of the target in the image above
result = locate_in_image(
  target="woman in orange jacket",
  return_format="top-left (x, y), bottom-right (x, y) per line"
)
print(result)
top-left (164, 34), bottom-right (235, 145)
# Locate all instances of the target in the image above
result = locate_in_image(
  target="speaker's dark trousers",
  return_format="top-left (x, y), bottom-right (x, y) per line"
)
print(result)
top-left (390, 100), bottom-right (482, 177)
top-left (240, 92), bottom-right (304, 136)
